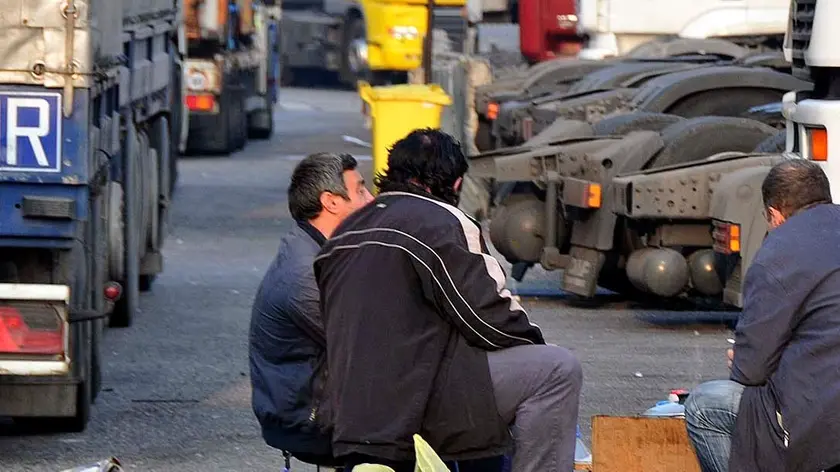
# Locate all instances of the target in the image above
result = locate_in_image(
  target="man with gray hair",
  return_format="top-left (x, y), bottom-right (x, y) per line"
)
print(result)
top-left (249, 152), bottom-right (372, 467)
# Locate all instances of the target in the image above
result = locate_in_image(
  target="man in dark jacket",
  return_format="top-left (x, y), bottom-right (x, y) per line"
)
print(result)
top-left (249, 152), bottom-right (372, 466)
top-left (685, 159), bottom-right (840, 472)
top-left (313, 129), bottom-right (583, 472)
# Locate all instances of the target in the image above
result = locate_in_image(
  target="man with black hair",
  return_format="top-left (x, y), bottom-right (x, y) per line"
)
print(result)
top-left (685, 159), bottom-right (840, 472)
top-left (313, 129), bottom-right (583, 472)
top-left (249, 152), bottom-right (372, 467)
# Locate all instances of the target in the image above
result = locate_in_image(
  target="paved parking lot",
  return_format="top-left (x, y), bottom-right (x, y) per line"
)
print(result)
top-left (0, 87), bottom-right (736, 471)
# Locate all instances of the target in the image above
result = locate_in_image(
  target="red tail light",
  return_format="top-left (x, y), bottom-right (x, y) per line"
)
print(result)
top-left (0, 304), bottom-right (64, 355)
top-left (186, 94), bottom-right (216, 112)
top-left (712, 221), bottom-right (741, 255)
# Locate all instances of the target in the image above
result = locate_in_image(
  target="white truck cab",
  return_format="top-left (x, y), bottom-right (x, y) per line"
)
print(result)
top-left (576, 0), bottom-right (791, 59)
top-left (782, 0), bottom-right (840, 202)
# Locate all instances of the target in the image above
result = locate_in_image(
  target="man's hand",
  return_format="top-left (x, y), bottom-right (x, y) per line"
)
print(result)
top-left (727, 348), bottom-right (734, 369)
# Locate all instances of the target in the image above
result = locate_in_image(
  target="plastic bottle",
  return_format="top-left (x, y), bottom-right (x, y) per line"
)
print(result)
top-left (574, 424), bottom-right (592, 466)
top-left (642, 389), bottom-right (688, 418)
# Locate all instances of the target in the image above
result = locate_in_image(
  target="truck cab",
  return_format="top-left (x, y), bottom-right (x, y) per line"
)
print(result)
top-left (577, 0), bottom-right (791, 60)
top-left (519, 0), bottom-right (581, 63)
top-left (782, 0), bottom-right (840, 200)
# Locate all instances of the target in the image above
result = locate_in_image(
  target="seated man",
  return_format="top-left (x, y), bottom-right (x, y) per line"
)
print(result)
top-left (249, 152), bottom-right (372, 466)
top-left (314, 129), bottom-right (583, 472)
top-left (685, 159), bottom-right (840, 472)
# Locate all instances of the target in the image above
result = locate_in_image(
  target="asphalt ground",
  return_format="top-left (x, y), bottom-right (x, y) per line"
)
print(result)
top-left (0, 87), bottom-right (736, 471)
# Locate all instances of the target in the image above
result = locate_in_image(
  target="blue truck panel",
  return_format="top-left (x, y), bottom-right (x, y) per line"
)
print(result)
top-left (0, 184), bottom-right (87, 241)
top-left (0, 86), bottom-right (90, 186)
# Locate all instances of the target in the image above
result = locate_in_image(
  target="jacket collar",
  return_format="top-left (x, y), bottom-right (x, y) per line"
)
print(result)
top-left (296, 219), bottom-right (327, 247)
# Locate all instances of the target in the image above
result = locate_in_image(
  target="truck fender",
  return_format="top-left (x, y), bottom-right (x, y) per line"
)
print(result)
top-left (570, 61), bottom-right (700, 95)
top-left (626, 38), bottom-right (749, 60)
top-left (569, 131), bottom-right (665, 251)
top-left (736, 51), bottom-right (790, 70)
top-left (527, 119), bottom-right (594, 145)
top-left (629, 66), bottom-right (813, 114)
top-left (708, 165), bottom-right (775, 306)
top-left (522, 59), bottom-right (613, 97)
top-left (679, 7), bottom-right (787, 40)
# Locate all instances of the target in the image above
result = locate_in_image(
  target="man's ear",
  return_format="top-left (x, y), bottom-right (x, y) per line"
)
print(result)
top-left (319, 192), bottom-right (338, 215)
top-left (453, 176), bottom-right (463, 193)
top-left (767, 206), bottom-right (786, 228)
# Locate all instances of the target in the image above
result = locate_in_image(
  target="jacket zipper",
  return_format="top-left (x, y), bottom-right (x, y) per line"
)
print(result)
top-left (776, 410), bottom-right (789, 448)
top-left (310, 362), bottom-right (327, 425)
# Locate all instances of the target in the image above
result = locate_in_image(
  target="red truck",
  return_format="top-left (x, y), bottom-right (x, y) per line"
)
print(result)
top-left (519, 0), bottom-right (582, 63)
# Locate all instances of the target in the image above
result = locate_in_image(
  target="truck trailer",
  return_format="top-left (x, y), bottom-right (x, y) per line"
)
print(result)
top-left (461, 0), bottom-right (836, 310)
top-left (0, 0), bottom-right (186, 431)
top-left (183, 0), bottom-right (281, 154)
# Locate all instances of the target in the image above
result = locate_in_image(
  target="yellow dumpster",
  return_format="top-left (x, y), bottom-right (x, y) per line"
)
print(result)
top-left (358, 81), bottom-right (452, 192)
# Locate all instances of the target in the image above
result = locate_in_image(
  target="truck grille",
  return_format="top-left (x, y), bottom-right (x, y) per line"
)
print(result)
top-left (433, 8), bottom-right (468, 53)
top-left (790, 0), bottom-right (816, 81)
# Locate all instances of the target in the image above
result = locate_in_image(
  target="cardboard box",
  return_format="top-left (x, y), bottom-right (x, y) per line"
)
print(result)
top-left (591, 416), bottom-right (702, 472)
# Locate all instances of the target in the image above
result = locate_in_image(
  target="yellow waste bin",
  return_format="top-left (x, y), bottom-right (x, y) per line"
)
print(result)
top-left (358, 81), bottom-right (452, 192)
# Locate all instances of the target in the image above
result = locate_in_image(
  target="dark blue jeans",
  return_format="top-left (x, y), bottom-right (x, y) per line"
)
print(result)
top-left (684, 380), bottom-right (745, 472)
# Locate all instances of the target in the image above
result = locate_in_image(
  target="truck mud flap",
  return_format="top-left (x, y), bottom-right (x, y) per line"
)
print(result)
top-left (562, 247), bottom-right (605, 297)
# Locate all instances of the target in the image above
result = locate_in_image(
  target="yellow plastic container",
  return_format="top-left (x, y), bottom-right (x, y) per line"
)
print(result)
top-left (358, 81), bottom-right (452, 192)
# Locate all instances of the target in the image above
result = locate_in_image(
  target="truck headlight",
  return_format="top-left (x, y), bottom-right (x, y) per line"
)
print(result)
top-left (389, 25), bottom-right (419, 40)
top-left (187, 70), bottom-right (208, 91)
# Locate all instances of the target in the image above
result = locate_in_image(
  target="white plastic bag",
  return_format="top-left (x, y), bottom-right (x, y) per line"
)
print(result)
top-left (413, 434), bottom-right (451, 472)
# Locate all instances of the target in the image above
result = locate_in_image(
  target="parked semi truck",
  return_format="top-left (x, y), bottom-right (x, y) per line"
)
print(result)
top-left (280, 0), bottom-right (467, 86)
top-left (460, 0), bottom-right (834, 309)
top-left (184, 0), bottom-right (280, 154)
top-left (471, 0), bottom-right (793, 152)
top-left (0, 0), bottom-right (186, 431)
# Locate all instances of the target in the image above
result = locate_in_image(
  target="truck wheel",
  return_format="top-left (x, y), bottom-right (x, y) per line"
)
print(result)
top-left (649, 117), bottom-right (777, 168)
top-left (340, 15), bottom-right (366, 87)
top-left (110, 122), bottom-right (142, 328)
top-left (232, 91), bottom-right (247, 151)
top-left (753, 130), bottom-right (787, 153)
top-left (41, 244), bottom-right (94, 432)
top-left (139, 147), bottom-right (160, 294)
top-left (591, 112), bottom-right (684, 136)
top-left (475, 118), bottom-right (495, 152)
top-left (665, 88), bottom-right (786, 118)
top-left (248, 95), bottom-right (274, 140)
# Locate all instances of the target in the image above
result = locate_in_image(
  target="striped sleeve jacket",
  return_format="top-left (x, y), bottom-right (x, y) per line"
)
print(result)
top-left (313, 190), bottom-right (544, 462)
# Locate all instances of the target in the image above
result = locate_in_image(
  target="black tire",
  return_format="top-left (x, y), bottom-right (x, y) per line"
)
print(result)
top-left (475, 118), bottom-right (495, 152)
top-left (169, 47), bottom-right (182, 195)
top-left (665, 88), bottom-right (786, 118)
top-left (110, 123), bottom-right (142, 328)
top-left (110, 294), bottom-right (132, 328)
top-left (232, 90), bottom-right (247, 151)
top-left (753, 130), bottom-right (787, 153)
top-left (592, 112), bottom-right (685, 136)
top-left (649, 116), bottom-right (777, 168)
top-left (248, 92), bottom-right (275, 140)
top-left (91, 320), bottom-right (103, 401)
top-left (339, 15), bottom-right (365, 87)
top-left (59, 379), bottom-right (92, 433)
top-left (139, 274), bottom-right (156, 292)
